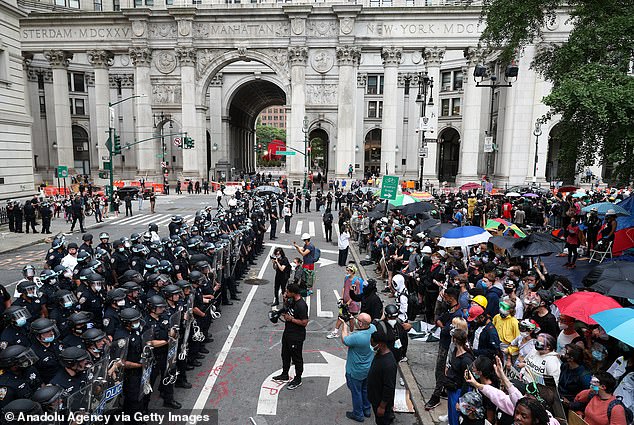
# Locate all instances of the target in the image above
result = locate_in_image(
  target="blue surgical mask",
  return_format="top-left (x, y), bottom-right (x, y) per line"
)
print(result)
top-left (132, 322), bottom-right (140, 329)
top-left (64, 301), bottom-right (73, 309)
top-left (590, 384), bottom-right (600, 392)
top-left (16, 318), bottom-right (27, 327)
top-left (43, 335), bottom-right (55, 343)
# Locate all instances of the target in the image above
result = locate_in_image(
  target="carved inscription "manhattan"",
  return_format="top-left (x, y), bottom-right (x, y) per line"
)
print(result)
top-left (22, 26), bottom-right (131, 40)
top-left (194, 22), bottom-right (289, 38)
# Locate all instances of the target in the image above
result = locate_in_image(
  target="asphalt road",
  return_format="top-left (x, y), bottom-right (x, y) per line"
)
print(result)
top-left (0, 194), bottom-right (418, 425)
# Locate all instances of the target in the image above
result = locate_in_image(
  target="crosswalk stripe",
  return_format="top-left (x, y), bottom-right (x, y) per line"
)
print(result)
top-left (153, 215), bottom-right (173, 227)
top-left (115, 214), bottom-right (150, 226)
top-left (334, 223), bottom-right (340, 237)
top-left (265, 225), bottom-right (271, 234)
top-left (333, 289), bottom-right (340, 302)
top-left (295, 221), bottom-right (302, 236)
top-left (125, 215), bottom-right (158, 227)
top-left (306, 296), bottom-right (310, 317)
top-left (114, 215), bottom-right (143, 225)
top-left (321, 223), bottom-right (326, 239)
top-left (309, 221), bottom-right (315, 237)
top-left (279, 224), bottom-right (285, 234)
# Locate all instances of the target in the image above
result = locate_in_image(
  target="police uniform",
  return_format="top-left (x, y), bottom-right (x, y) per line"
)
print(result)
top-left (0, 326), bottom-right (30, 350)
top-left (0, 366), bottom-right (41, 409)
top-left (45, 249), bottom-right (65, 269)
top-left (115, 327), bottom-right (143, 415)
top-left (78, 243), bottom-right (94, 257)
top-left (39, 282), bottom-right (58, 309)
top-left (102, 306), bottom-right (121, 337)
top-left (75, 284), bottom-right (104, 323)
top-left (48, 307), bottom-right (72, 336)
top-left (112, 251), bottom-right (131, 278)
top-left (173, 258), bottom-right (189, 280)
top-left (144, 314), bottom-right (175, 407)
top-left (50, 367), bottom-right (86, 397)
top-left (60, 333), bottom-right (85, 350)
top-left (97, 242), bottom-right (112, 253)
top-left (30, 338), bottom-right (63, 384)
top-left (12, 297), bottom-right (42, 324)
top-left (129, 255), bottom-right (145, 274)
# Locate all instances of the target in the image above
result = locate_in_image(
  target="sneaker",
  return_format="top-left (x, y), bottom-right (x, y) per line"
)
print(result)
top-left (326, 330), bottom-right (339, 339)
top-left (400, 356), bottom-right (408, 363)
top-left (438, 414), bottom-right (449, 422)
top-left (424, 395), bottom-right (441, 411)
top-left (363, 408), bottom-right (372, 418)
top-left (287, 378), bottom-right (302, 390)
top-left (399, 377), bottom-right (405, 387)
top-left (439, 389), bottom-right (448, 399)
top-left (272, 374), bottom-right (290, 382)
top-left (345, 411), bottom-right (365, 423)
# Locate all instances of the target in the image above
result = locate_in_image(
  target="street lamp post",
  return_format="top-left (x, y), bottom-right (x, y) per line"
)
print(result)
top-left (107, 94), bottom-right (145, 211)
top-left (415, 71), bottom-right (434, 191)
top-left (302, 115), bottom-right (309, 189)
top-left (153, 112), bottom-right (173, 184)
top-left (532, 120), bottom-right (542, 183)
top-left (473, 63), bottom-right (519, 180)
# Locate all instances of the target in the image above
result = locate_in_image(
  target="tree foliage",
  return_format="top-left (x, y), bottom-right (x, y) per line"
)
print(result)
top-left (479, 0), bottom-right (634, 185)
top-left (255, 124), bottom-right (286, 145)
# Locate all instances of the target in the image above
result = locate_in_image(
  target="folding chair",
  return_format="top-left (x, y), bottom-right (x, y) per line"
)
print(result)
top-left (589, 240), bottom-right (612, 263)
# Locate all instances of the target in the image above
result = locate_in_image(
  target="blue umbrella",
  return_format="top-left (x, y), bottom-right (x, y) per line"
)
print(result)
top-left (438, 226), bottom-right (491, 248)
top-left (581, 202), bottom-right (630, 216)
top-left (591, 307), bottom-right (634, 347)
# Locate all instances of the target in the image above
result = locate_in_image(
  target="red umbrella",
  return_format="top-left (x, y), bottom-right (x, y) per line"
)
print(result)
top-left (554, 292), bottom-right (621, 325)
top-left (557, 185), bottom-right (578, 193)
top-left (460, 182), bottom-right (481, 191)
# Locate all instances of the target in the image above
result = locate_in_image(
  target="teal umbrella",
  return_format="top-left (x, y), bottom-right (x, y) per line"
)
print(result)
top-left (591, 307), bottom-right (634, 347)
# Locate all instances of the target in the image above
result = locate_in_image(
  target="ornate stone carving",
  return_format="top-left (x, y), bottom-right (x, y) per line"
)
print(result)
top-left (148, 23), bottom-right (177, 38)
top-left (381, 47), bottom-right (402, 66)
top-left (397, 72), bottom-right (415, 88)
top-left (27, 67), bottom-right (52, 83)
top-left (155, 51), bottom-right (177, 74)
top-left (269, 48), bottom-right (289, 69)
top-left (192, 22), bottom-right (289, 38)
top-left (196, 49), bottom-right (223, 79)
top-left (336, 46), bottom-right (361, 66)
top-left (87, 50), bottom-right (114, 68)
top-left (44, 50), bottom-right (73, 68)
top-left (424, 47), bottom-right (446, 66)
top-left (340, 17), bottom-right (354, 35)
top-left (307, 20), bottom-right (338, 38)
top-left (131, 20), bottom-right (146, 37)
top-left (176, 47), bottom-right (197, 66)
top-left (129, 47), bottom-right (152, 67)
top-left (357, 73), bottom-right (367, 88)
top-left (22, 52), bottom-right (33, 70)
top-left (109, 74), bottom-right (134, 89)
top-left (288, 46), bottom-right (308, 66)
top-left (306, 84), bottom-right (337, 105)
top-left (291, 18), bottom-right (304, 35)
top-left (209, 72), bottom-right (223, 86)
top-left (237, 47), bottom-right (248, 58)
top-left (152, 84), bottom-right (182, 105)
top-left (178, 20), bottom-right (192, 37)
top-left (85, 72), bottom-right (95, 87)
top-left (311, 49), bottom-right (334, 74)
top-left (464, 46), bottom-right (485, 67)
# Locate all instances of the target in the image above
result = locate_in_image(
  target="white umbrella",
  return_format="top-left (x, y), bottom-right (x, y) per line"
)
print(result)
top-left (506, 192), bottom-right (521, 197)
top-left (438, 226), bottom-right (491, 248)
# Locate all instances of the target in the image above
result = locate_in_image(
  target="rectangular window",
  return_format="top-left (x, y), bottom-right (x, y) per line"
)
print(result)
top-left (367, 76), bottom-right (378, 95)
top-left (74, 98), bottom-right (85, 115)
top-left (134, 0), bottom-right (142, 6)
top-left (69, 73), bottom-right (85, 93)
top-left (402, 158), bottom-right (406, 166)
top-left (55, 0), bottom-right (65, 5)
top-left (379, 76), bottom-right (384, 95)
top-left (94, 0), bottom-right (102, 10)
top-left (452, 98), bottom-right (461, 115)
top-left (453, 70), bottom-right (463, 91)
top-left (441, 72), bottom-right (451, 91)
top-left (69, 0), bottom-right (80, 7)
top-left (368, 101), bottom-right (377, 118)
top-left (145, 0), bottom-right (154, 5)
top-left (378, 101), bottom-right (383, 118)
top-left (441, 99), bottom-right (450, 117)
top-left (39, 96), bottom-right (46, 114)
top-left (37, 74), bottom-right (44, 90)
top-left (113, 0), bottom-right (120, 9)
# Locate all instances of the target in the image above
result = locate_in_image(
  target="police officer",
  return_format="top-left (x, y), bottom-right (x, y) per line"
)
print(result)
top-left (112, 239), bottom-right (131, 279)
top-left (79, 233), bottom-right (95, 256)
top-left (97, 232), bottom-right (112, 253)
top-left (13, 201), bottom-right (23, 233)
top-left (13, 280), bottom-right (44, 323)
top-left (103, 288), bottom-right (127, 337)
top-left (0, 306), bottom-right (31, 349)
top-left (40, 200), bottom-right (53, 234)
top-left (163, 284), bottom-right (192, 389)
top-left (94, 248), bottom-right (116, 289)
top-left (72, 251), bottom-right (92, 284)
top-left (50, 347), bottom-right (92, 396)
top-left (144, 295), bottom-right (181, 409)
top-left (29, 318), bottom-right (62, 384)
top-left (60, 311), bottom-right (93, 349)
top-left (48, 289), bottom-right (78, 336)
top-left (6, 200), bottom-right (15, 233)
top-left (121, 281), bottom-right (144, 311)
top-left (45, 238), bottom-right (66, 270)
top-left (129, 244), bottom-right (148, 274)
top-left (115, 308), bottom-right (145, 416)
top-left (82, 327), bottom-right (109, 363)
top-left (169, 215), bottom-right (183, 237)
top-left (76, 273), bottom-right (104, 323)
top-left (144, 257), bottom-right (160, 277)
top-left (38, 270), bottom-right (58, 311)
top-left (173, 246), bottom-right (190, 281)
top-left (0, 345), bottom-right (40, 408)
top-left (32, 385), bottom-right (65, 414)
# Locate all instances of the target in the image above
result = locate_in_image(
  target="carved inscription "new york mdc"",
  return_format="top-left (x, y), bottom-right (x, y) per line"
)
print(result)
top-left (364, 22), bottom-right (482, 36)
top-left (22, 26), bottom-right (131, 40)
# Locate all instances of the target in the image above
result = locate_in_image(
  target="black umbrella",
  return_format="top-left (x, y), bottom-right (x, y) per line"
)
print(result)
top-left (254, 185), bottom-right (281, 195)
top-left (413, 218), bottom-right (440, 234)
top-left (490, 235), bottom-right (518, 250)
top-left (367, 210), bottom-right (384, 220)
top-left (425, 223), bottom-right (457, 238)
top-left (507, 232), bottom-right (565, 257)
top-left (402, 201), bottom-right (433, 217)
top-left (582, 261), bottom-right (634, 298)
top-left (371, 201), bottom-right (395, 213)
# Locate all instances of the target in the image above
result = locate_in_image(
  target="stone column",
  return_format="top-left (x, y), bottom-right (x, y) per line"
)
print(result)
top-left (87, 50), bottom-right (114, 171)
top-left (177, 47), bottom-right (201, 177)
top-left (335, 45), bottom-right (361, 179)
top-left (286, 46), bottom-right (308, 182)
top-left (129, 47), bottom-right (155, 175)
top-left (196, 107), bottom-right (208, 180)
top-left (380, 47), bottom-right (402, 176)
top-left (457, 47), bottom-right (485, 183)
top-left (423, 47), bottom-right (445, 180)
top-left (208, 73), bottom-right (223, 180)
top-left (44, 50), bottom-right (74, 168)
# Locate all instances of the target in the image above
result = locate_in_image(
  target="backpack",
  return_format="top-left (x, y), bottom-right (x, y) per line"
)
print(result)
top-left (584, 394), bottom-right (634, 424)
top-left (313, 246), bottom-right (321, 262)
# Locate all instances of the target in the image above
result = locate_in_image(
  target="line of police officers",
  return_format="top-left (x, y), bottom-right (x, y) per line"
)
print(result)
top-left (0, 194), bottom-right (269, 424)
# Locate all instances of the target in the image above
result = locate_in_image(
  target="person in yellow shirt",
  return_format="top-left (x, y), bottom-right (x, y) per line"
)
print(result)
top-left (492, 300), bottom-right (520, 362)
top-left (467, 194), bottom-right (477, 221)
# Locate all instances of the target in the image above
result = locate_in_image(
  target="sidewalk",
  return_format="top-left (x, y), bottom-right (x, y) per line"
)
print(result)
top-left (0, 214), bottom-right (110, 255)
top-left (349, 242), bottom-right (440, 425)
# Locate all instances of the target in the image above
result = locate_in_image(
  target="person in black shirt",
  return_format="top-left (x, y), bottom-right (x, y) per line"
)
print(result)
top-left (271, 248), bottom-right (291, 307)
top-left (528, 290), bottom-right (559, 340)
top-left (270, 209), bottom-right (279, 240)
top-left (367, 320), bottom-right (397, 425)
top-left (272, 283), bottom-right (308, 390)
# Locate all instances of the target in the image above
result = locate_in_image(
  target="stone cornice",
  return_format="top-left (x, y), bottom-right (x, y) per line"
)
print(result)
top-left (109, 74), bottom-right (134, 89)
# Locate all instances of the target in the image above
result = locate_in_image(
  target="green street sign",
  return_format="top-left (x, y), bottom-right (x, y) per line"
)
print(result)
top-left (57, 166), bottom-right (68, 178)
top-left (380, 175), bottom-right (400, 201)
top-left (276, 151), bottom-right (296, 156)
top-left (102, 161), bottom-right (111, 170)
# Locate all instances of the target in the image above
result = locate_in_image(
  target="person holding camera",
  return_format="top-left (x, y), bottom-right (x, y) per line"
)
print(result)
top-left (272, 283), bottom-right (309, 390)
top-left (327, 264), bottom-right (362, 339)
top-left (272, 248), bottom-right (291, 307)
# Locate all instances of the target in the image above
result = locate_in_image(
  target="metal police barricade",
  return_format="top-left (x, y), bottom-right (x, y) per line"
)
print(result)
top-left (93, 337), bottom-right (129, 415)
top-left (162, 311), bottom-right (181, 385)
top-left (66, 382), bottom-right (96, 424)
top-left (178, 294), bottom-right (195, 362)
top-left (139, 328), bottom-right (155, 400)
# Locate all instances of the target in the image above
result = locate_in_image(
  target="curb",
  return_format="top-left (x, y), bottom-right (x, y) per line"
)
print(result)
top-left (348, 242), bottom-right (436, 425)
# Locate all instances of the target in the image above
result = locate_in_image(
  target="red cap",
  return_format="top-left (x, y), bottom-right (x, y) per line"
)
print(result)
top-left (467, 305), bottom-right (485, 322)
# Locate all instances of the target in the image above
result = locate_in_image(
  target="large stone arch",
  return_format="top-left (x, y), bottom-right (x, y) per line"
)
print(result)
top-left (222, 73), bottom-right (290, 119)
top-left (197, 49), bottom-right (291, 106)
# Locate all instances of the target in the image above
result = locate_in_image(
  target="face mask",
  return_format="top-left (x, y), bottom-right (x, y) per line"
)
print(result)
top-left (590, 384), bottom-right (600, 393)
top-left (92, 347), bottom-right (102, 353)
top-left (459, 404), bottom-right (471, 416)
top-left (471, 371), bottom-right (481, 381)
top-left (535, 341), bottom-right (546, 351)
top-left (371, 343), bottom-right (379, 353)
top-left (345, 274), bottom-right (350, 278)
top-left (117, 300), bottom-right (126, 307)
top-left (520, 332), bottom-right (529, 338)
top-left (132, 322), bottom-right (141, 329)
top-left (27, 293), bottom-right (36, 298)
top-left (559, 323), bottom-right (568, 330)
top-left (592, 350), bottom-right (606, 361)
top-left (16, 317), bottom-right (27, 327)
top-left (93, 285), bottom-right (102, 292)
top-left (387, 319), bottom-right (397, 327)
top-left (64, 301), bottom-right (73, 309)
top-left (43, 335), bottom-right (55, 343)
top-left (499, 309), bottom-right (509, 318)
top-left (504, 287), bottom-right (514, 295)
top-left (528, 283), bottom-right (536, 290)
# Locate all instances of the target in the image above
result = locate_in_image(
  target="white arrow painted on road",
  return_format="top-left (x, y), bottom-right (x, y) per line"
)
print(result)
top-left (256, 351), bottom-right (346, 416)
top-left (316, 257), bottom-right (336, 268)
top-left (316, 289), bottom-right (333, 318)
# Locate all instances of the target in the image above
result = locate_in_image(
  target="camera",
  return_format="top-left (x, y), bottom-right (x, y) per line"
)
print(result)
top-left (337, 299), bottom-right (351, 322)
top-left (268, 306), bottom-right (289, 323)
top-left (270, 255), bottom-right (276, 260)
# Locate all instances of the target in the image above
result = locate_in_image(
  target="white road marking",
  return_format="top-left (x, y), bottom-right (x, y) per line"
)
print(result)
top-left (334, 223), bottom-right (340, 237)
top-left (264, 243), bottom-right (337, 255)
top-left (316, 289), bottom-right (333, 318)
top-left (308, 221), bottom-right (315, 237)
top-left (294, 221), bottom-right (302, 235)
top-left (333, 289), bottom-right (340, 301)
top-left (190, 246), bottom-right (274, 419)
top-left (321, 223), bottom-right (326, 239)
top-left (306, 295), bottom-right (311, 317)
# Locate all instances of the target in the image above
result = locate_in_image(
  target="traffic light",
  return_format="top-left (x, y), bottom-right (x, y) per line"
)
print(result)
top-left (307, 144), bottom-right (312, 154)
top-left (184, 136), bottom-right (195, 149)
top-left (113, 134), bottom-right (121, 155)
top-left (257, 143), bottom-right (262, 154)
